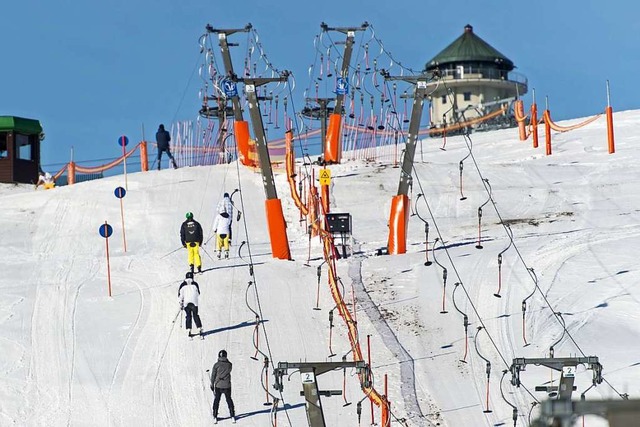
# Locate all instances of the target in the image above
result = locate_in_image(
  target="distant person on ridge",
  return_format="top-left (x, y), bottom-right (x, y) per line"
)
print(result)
top-left (216, 192), bottom-right (236, 242)
top-left (178, 271), bottom-right (203, 338)
top-left (180, 212), bottom-right (203, 273)
top-left (210, 349), bottom-right (236, 424)
top-left (156, 123), bottom-right (177, 170)
top-left (212, 211), bottom-right (232, 259)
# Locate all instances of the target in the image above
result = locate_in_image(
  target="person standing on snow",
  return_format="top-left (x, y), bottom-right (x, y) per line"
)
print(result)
top-left (180, 212), bottom-right (203, 273)
top-left (156, 124), bottom-right (177, 170)
top-left (216, 192), bottom-right (235, 242)
top-left (212, 211), bottom-right (232, 259)
top-left (210, 349), bottom-right (236, 424)
top-left (178, 271), bottom-right (203, 337)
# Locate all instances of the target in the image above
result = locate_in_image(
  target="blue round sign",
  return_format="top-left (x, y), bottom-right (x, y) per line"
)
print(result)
top-left (114, 186), bottom-right (126, 199)
top-left (99, 223), bottom-right (113, 238)
top-left (118, 135), bottom-right (129, 147)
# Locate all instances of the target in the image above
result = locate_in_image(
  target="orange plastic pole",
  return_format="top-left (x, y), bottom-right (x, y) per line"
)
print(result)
top-left (531, 103), bottom-right (539, 148)
top-left (387, 194), bottom-right (409, 254)
top-left (543, 110), bottom-right (552, 155)
top-left (606, 106), bottom-right (615, 154)
top-left (265, 198), bottom-right (291, 260)
top-left (324, 113), bottom-right (342, 164)
top-left (140, 141), bottom-right (148, 171)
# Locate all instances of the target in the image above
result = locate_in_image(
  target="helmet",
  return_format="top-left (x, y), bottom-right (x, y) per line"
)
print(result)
top-left (185, 271), bottom-right (193, 279)
top-left (185, 212), bottom-right (193, 219)
top-left (218, 349), bottom-right (227, 358)
top-left (223, 192), bottom-right (230, 198)
top-left (44, 172), bottom-right (52, 180)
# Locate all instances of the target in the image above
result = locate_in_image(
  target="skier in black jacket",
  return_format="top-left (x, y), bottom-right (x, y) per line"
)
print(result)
top-left (210, 349), bottom-right (236, 424)
top-left (156, 124), bottom-right (177, 170)
top-left (180, 212), bottom-right (203, 273)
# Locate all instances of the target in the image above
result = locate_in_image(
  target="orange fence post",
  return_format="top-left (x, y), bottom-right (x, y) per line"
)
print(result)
top-left (606, 106), bottom-right (615, 154)
top-left (531, 103), bottom-right (539, 149)
top-left (67, 161), bottom-right (76, 185)
top-left (140, 141), bottom-right (148, 171)
top-left (543, 110), bottom-right (552, 156)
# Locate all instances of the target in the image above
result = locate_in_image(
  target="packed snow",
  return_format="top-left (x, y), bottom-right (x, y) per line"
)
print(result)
top-left (1, 110), bottom-right (639, 426)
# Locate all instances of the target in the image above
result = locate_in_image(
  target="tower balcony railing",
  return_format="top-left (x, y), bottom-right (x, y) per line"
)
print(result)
top-left (433, 66), bottom-right (528, 87)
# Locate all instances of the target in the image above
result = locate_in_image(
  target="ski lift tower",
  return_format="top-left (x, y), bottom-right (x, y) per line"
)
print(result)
top-left (319, 22), bottom-right (368, 164)
top-left (380, 70), bottom-right (436, 254)
top-left (207, 23), bottom-right (291, 260)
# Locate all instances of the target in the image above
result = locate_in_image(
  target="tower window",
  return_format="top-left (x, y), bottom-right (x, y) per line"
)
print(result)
top-left (463, 92), bottom-right (472, 101)
top-left (441, 95), bottom-right (447, 104)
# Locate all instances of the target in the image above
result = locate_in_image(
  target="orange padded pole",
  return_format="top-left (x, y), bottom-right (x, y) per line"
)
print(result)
top-left (324, 113), bottom-right (342, 164)
top-left (234, 120), bottom-right (251, 166)
top-left (265, 198), bottom-right (291, 260)
top-left (67, 161), bottom-right (76, 185)
top-left (606, 106), bottom-right (615, 154)
top-left (387, 194), bottom-right (409, 255)
top-left (531, 103), bottom-right (539, 149)
top-left (140, 141), bottom-right (148, 171)
top-left (516, 100), bottom-right (527, 141)
top-left (543, 110), bottom-right (552, 156)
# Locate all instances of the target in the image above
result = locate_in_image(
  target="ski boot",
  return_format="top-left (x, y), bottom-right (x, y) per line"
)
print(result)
top-left (224, 250), bottom-right (229, 259)
top-left (189, 264), bottom-right (194, 274)
top-left (217, 251), bottom-right (221, 259)
top-left (197, 265), bottom-right (202, 273)
top-left (172, 159), bottom-right (178, 170)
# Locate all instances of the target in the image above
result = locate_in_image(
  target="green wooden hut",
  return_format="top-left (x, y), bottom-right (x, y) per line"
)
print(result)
top-left (0, 116), bottom-right (44, 184)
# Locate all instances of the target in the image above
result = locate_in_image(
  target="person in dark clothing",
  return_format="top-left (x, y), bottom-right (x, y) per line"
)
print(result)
top-left (210, 349), bottom-right (236, 424)
top-left (156, 124), bottom-right (177, 170)
top-left (180, 212), bottom-right (203, 273)
top-left (178, 271), bottom-right (203, 337)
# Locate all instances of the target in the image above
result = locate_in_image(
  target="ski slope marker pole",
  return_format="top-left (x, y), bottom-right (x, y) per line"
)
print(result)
top-left (99, 221), bottom-right (114, 297)
top-left (114, 186), bottom-right (127, 252)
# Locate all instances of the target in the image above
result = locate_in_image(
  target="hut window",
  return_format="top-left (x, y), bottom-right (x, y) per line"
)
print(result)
top-left (15, 134), bottom-right (32, 161)
top-left (463, 92), bottom-right (472, 101)
top-left (0, 132), bottom-right (6, 157)
top-left (441, 95), bottom-right (447, 104)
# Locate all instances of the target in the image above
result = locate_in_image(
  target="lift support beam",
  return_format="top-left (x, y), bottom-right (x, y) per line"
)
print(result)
top-left (274, 360), bottom-right (369, 427)
top-left (381, 71), bottom-right (435, 254)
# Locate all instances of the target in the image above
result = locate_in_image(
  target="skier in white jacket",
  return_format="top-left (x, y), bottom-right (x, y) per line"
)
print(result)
top-left (178, 272), bottom-right (203, 337)
top-left (216, 192), bottom-right (235, 242)
top-left (212, 211), bottom-right (232, 259)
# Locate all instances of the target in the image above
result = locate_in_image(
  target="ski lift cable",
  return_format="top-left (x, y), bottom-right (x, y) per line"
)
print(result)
top-left (437, 78), bottom-right (626, 399)
top-left (229, 146), bottom-right (297, 422)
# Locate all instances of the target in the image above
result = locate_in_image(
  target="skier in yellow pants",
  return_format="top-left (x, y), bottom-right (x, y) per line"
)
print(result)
top-left (180, 212), bottom-right (203, 273)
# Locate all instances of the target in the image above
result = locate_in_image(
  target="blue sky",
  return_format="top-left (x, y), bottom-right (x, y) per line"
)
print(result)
top-left (3, 0), bottom-right (638, 169)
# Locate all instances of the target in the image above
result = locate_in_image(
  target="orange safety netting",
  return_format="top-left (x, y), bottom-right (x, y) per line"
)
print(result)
top-left (284, 131), bottom-right (309, 216)
top-left (421, 106), bottom-right (508, 135)
top-left (543, 110), bottom-right (602, 133)
top-left (284, 143), bottom-right (389, 424)
top-left (74, 142), bottom-right (143, 174)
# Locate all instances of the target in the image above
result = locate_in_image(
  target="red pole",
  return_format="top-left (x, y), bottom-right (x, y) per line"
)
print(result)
top-left (384, 373), bottom-right (389, 427)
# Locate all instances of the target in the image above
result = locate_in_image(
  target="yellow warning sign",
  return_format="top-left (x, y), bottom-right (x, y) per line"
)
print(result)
top-left (319, 168), bottom-right (331, 186)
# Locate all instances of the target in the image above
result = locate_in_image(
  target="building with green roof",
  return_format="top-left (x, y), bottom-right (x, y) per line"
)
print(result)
top-left (424, 25), bottom-right (527, 133)
top-left (0, 116), bottom-right (44, 184)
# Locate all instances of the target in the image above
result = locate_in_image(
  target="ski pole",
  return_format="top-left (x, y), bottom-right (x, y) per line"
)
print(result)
top-left (162, 246), bottom-right (184, 259)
